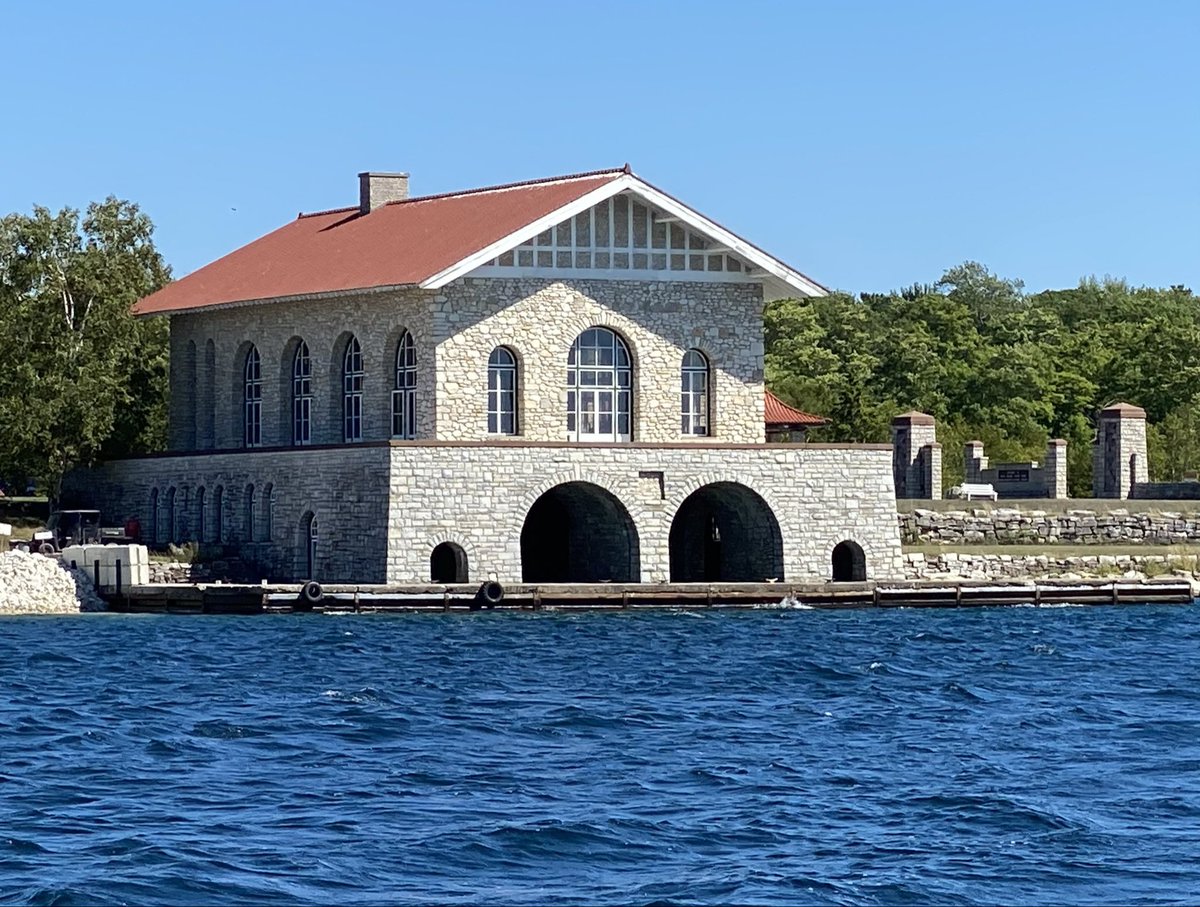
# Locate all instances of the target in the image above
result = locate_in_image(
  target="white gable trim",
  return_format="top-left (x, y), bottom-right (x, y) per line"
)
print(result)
top-left (419, 174), bottom-right (826, 299)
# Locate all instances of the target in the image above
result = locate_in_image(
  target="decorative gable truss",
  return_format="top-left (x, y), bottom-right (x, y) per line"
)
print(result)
top-left (479, 193), bottom-right (751, 280)
top-left (421, 174), bottom-right (826, 300)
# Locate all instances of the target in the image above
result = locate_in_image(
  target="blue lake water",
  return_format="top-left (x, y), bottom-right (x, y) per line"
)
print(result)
top-left (1, 605), bottom-right (1199, 906)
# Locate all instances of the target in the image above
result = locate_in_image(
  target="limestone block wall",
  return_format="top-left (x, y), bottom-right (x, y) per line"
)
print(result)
top-left (433, 278), bottom-right (766, 443)
top-left (385, 443), bottom-right (902, 584)
top-left (166, 290), bottom-right (438, 450)
top-left (900, 506), bottom-right (1200, 545)
top-left (163, 276), bottom-right (767, 453)
top-left (68, 447), bottom-right (392, 583)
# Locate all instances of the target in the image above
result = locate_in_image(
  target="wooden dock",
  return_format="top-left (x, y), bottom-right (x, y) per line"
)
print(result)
top-left (108, 578), bottom-right (1197, 615)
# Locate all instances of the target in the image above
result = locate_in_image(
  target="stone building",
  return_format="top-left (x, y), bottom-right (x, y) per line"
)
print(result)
top-left (74, 166), bottom-right (904, 584)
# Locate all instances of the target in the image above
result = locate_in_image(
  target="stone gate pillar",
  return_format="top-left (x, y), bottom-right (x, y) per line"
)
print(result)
top-left (1044, 438), bottom-right (1068, 499)
top-left (964, 441), bottom-right (988, 484)
top-left (892, 411), bottom-right (938, 499)
top-left (1092, 403), bottom-right (1148, 499)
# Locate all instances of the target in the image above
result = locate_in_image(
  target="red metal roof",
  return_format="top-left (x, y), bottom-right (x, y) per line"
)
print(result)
top-left (134, 169), bottom-right (626, 315)
top-left (764, 390), bottom-right (827, 427)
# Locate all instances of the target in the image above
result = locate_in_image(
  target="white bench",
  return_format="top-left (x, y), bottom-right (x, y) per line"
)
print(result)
top-left (950, 483), bottom-right (999, 501)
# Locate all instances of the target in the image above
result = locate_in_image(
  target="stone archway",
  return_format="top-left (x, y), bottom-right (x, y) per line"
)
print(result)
top-left (669, 482), bottom-right (784, 582)
top-left (431, 541), bottom-right (469, 583)
top-left (521, 481), bottom-right (640, 582)
top-left (831, 540), bottom-right (866, 582)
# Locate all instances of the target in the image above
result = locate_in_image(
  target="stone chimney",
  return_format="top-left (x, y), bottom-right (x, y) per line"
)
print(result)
top-left (358, 171), bottom-right (409, 214)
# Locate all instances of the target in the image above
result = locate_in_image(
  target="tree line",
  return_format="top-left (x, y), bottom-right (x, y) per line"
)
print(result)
top-left (767, 262), bottom-right (1200, 495)
top-left (1, 199), bottom-right (1196, 500)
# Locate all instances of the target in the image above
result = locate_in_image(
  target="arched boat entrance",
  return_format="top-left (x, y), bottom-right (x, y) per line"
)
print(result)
top-left (431, 542), bottom-right (469, 583)
top-left (521, 482), bottom-right (640, 582)
top-left (669, 482), bottom-right (784, 582)
top-left (831, 540), bottom-right (866, 582)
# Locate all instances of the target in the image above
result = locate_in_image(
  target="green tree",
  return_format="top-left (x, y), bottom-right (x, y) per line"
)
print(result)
top-left (0, 198), bottom-right (170, 500)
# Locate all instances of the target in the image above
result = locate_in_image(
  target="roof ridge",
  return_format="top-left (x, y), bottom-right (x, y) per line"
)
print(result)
top-left (382, 166), bottom-right (629, 208)
top-left (297, 204), bottom-right (358, 220)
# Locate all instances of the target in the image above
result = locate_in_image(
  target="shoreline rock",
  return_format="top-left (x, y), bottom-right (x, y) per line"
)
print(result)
top-left (0, 550), bottom-right (108, 614)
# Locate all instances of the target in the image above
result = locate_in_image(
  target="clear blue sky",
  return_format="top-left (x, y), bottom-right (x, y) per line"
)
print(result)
top-left (3, 0), bottom-right (1196, 295)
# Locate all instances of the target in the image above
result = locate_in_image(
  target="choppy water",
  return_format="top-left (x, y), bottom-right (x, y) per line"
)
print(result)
top-left (1, 605), bottom-right (1199, 906)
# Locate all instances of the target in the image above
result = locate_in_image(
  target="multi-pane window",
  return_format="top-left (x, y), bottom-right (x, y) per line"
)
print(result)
top-left (392, 331), bottom-right (416, 439)
top-left (681, 349), bottom-right (710, 436)
top-left (214, 485), bottom-right (224, 544)
top-left (196, 486), bottom-right (206, 542)
top-left (243, 345), bottom-right (262, 447)
top-left (567, 327), bottom-right (631, 442)
top-left (343, 336), bottom-right (364, 443)
top-left (292, 341), bottom-right (312, 445)
top-left (488, 347), bottom-right (518, 435)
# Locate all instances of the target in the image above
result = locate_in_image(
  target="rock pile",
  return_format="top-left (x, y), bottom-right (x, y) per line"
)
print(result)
top-left (904, 551), bottom-right (1200, 596)
top-left (0, 550), bottom-right (108, 614)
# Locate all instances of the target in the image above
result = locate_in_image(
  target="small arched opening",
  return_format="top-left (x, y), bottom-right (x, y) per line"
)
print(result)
top-left (669, 482), bottom-right (784, 582)
top-left (430, 542), bottom-right (469, 583)
top-left (521, 482), bottom-right (640, 582)
top-left (831, 540), bottom-right (867, 582)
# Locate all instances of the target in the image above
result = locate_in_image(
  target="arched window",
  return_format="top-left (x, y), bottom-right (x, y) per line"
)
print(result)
top-left (303, 512), bottom-right (318, 579)
top-left (262, 483), bottom-right (274, 542)
top-left (832, 540), bottom-right (867, 582)
top-left (681, 349), bottom-right (709, 436)
top-left (244, 483), bottom-right (256, 542)
top-left (292, 341), bottom-right (312, 445)
top-left (214, 485), bottom-right (225, 544)
top-left (243, 345), bottom-right (262, 447)
top-left (392, 331), bottom-right (416, 439)
top-left (343, 336), bottom-right (364, 442)
top-left (196, 486), bottom-right (206, 543)
top-left (487, 347), bottom-right (518, 435)
top-left (148, 487), bottom-right (159, 546)
top-left (567, 327), bottom-right (632, 442)
top-left (430, 542), bottom-right (469, 583)
top-left (165, 487), bottom-right (177, 544)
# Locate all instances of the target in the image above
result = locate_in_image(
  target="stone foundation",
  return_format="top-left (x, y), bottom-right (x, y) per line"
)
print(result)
top-left (71, 442), bottom-right (904, 585)
top-left (900, 506), bottom-right (1200, 546)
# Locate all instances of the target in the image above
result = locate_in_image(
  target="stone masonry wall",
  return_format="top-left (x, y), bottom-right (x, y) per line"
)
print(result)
top-left (68, 447), bottom-right (392, 583)
top-left (165, 276), bottom-right (766, 452)
top-left (70, 443), bottom-right (902, 585)
top-left (386, 444), bottom-right (901, 584)
top-left (903, 551), bottom-right (1200, 595)
top-left (434, 278), bottom-right (765, 443)
top-left (901, 506), bottom-right (1200, 545)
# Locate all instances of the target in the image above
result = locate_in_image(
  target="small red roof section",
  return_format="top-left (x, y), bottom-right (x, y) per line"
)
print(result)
top-left (765, 390), bottom-right (827, 428)
top-left (134, 169), bottom-right (626, 315)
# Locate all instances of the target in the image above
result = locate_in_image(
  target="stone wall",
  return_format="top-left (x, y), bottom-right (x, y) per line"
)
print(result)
top-left (903, 550), bottom-right (1200, 592)
top-left (166, 276), bottom-right (766, 451)
top-left (434, 278), bottom-right (764, 443)
top-left (68, 446), bottom-right (392, 583)
top-left (901, 506), bottom-right (1200, 545)
top-left (70, 442), bottom-right (904, 585)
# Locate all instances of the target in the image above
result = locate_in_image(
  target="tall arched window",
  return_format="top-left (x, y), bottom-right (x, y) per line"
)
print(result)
top-left (244, 483), bottom-right (256, 542)
top-left (214, 485), bottom-right (225, 544)
top-left (392, 331), bottom-right (416, 439)
top-left (343, 337), bottom-right (364, 442)
top-left (681, 349), bottom-right (710, 436)
top-left (303, 512), bottom-right (319, 579)
top-left (567, 327), bottom-right (631, 442)
top-left (196, 486), bottom-right (206, 543)
top-left (488, 347), bottom-right (518, 435)
top-left (244, 345), bottom-right (262, 447)
top-left (292, 341), bottom-right (312, 445)
top-left (148, 487), bottom-right (159, 546)
top-left (262, 482), bottom-right (274, 542)
top-left (166, 487), bottom-right (177, 544)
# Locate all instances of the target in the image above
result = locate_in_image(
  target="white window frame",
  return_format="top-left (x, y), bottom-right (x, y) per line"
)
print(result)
top-left (392, 331), bottom-right (416, 439)
top-left (567, 328), bottom-right (632, 442)
top-left (292, 341), bottom-right (312, 446)
top-left (243, 346), bottom-right (262, 448)
top-left (681, 349), bottom-right (710, 436)
top-left (343, 337), bottom-right (364, 443)
top-left (488, 347), bottom-right (518, 435)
